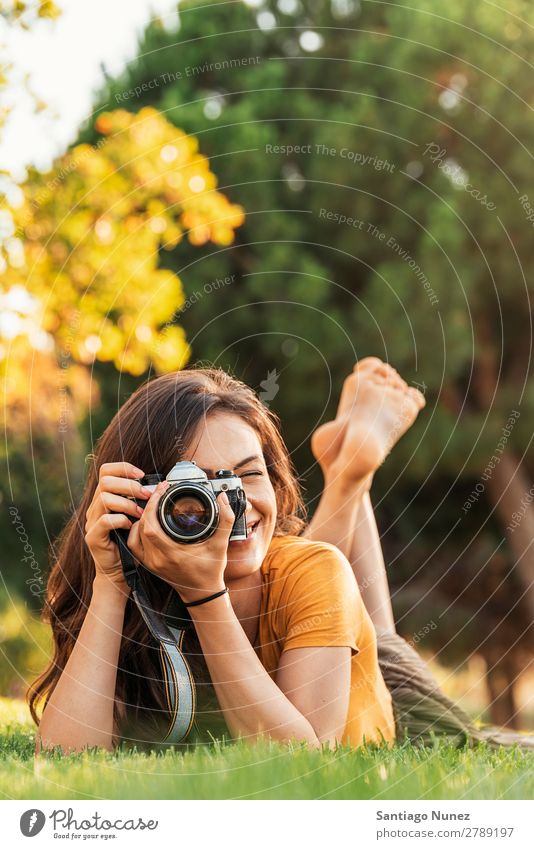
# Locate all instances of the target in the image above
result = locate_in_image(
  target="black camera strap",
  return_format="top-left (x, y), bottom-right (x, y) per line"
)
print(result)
top-left (112, 529), bottom-right (196, 745)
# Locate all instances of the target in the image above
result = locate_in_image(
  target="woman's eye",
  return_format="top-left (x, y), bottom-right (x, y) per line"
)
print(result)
top-left (241, 471), bottom-right (263, 478)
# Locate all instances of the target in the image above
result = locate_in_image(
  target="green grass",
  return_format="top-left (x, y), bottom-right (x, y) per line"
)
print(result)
top-left (1, 699), bottom-right (532, 800)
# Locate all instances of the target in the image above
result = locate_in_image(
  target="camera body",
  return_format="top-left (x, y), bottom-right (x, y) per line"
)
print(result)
top-left (137, 460), bottom-right (247, 544)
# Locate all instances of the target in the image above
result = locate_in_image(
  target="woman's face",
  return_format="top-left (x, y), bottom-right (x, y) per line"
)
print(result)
top-left (185, 411), bottom-right (277, 581)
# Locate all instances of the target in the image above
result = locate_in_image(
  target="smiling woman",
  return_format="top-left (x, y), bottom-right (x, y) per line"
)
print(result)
top-left (29, 365), bottom-right (317, 751)
top-left (27, 363), bottom-right (533, 755)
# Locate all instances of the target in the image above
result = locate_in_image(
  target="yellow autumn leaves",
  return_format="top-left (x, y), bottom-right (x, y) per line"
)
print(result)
top-left (1, 107), bottom-right (244, 386)
top-left (0, 107), bottom-right (244, 439)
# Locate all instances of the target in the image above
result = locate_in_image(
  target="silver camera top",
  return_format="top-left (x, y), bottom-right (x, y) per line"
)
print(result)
top-left (164, 460), bottom-right (243, 491)
top-left (165, 460), bottom-right (209, 485)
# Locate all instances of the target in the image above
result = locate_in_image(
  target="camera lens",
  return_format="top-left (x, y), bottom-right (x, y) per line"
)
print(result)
top-left (170, 496), bottom-right (211, 534)
top-left (159, 486), bottom-right (217, 542)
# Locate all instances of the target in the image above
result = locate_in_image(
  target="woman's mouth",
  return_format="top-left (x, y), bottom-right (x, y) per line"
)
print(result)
top-left (229, 519), bottom-right (260, 545)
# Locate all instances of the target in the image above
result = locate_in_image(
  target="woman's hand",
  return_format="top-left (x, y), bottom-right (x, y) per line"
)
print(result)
top-left (127, 481), bottom-right (235, 603)
top-left (84, 461), bottom-right (152, 591)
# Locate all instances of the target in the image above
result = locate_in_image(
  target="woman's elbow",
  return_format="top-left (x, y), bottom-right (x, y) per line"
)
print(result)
top-left (247, 724), bottom-right (322, 749)
top-left (35, 730), bottom-right (114, 756)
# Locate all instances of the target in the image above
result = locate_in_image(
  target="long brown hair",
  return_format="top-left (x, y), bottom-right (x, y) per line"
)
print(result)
top-left (27, 366), bottom-right (306, 747)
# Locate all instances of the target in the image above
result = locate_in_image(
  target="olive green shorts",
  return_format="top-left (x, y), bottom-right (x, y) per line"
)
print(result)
top-left (377, 631), bottom-right (534, 750)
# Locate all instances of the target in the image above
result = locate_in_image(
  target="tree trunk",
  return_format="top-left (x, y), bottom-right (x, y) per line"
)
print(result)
top-left (483, 648), bottom-right (520, 729)
top-left (468, 330), bottom-right (532, 724)
top-left (485, 451), bottom-right (534, 623)
top-left (470, 319), bottom-right (534, 624)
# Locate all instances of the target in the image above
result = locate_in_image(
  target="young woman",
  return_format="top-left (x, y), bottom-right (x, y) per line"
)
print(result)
top-left (29, 358), bottom-right (529, 753)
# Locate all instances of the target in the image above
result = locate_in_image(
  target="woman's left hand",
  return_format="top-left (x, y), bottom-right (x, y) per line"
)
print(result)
top-left (127, 481), bottom-right (235, 602)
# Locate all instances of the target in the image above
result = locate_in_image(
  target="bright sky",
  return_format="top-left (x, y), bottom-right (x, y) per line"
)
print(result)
top-left (1, 0), bottom-right (179, 180)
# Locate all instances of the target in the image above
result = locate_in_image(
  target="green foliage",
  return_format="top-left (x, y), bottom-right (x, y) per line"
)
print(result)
top-left (68, 0), bottom-right (534, 680)
top-left (85, 0), bottom-right (534, 474)
top-left (0, 593), bottom-right (51, 697)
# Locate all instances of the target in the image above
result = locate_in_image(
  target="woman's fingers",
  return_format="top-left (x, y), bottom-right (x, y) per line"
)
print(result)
top-left (85, 511), bottom-right (133, 543)
top-left (137, 481), bottom-right (169, 539)
top-left (216, 491), bottom-right (237, 539)
top-left (128, 483), bottom-right (165, 565)
top-left (97, 512), bottom-right (133, 531)
top-left (126, 517), bottom-right (144, 561)
top-left (99, 475), bottom-right (152, 498)
top-left (97, 491), bottom-right (146, 519)
top-left (86, 471), bottom-right (151, 528)
top-left (98, 462), bottom-right (145, 481)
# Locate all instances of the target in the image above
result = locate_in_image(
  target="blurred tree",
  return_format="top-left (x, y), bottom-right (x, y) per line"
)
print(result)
top-left (0, 0), bottom-right (58, 25)
top-left (0, 0), bottom-right (59, 132)
top-left (0, 0), bottom-right (59, 678)
top-left (3, 107), bottom-right (244, 379)
top-left (0, 105), bottom-right (243, 599)
top-left (1, 0), bottom-right (61, 216)
top-left (78, 0), bottom-right (534, 725)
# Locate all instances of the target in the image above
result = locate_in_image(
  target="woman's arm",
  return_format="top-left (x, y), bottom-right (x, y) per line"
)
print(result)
top-left (276, 645), bottom-right (352, 744)
top-left (187, 593), bottom-right (350, 747)
top-left (128, 484), bottom-right (351, 748)
top-left (36, 576), bottom-right (127, 754)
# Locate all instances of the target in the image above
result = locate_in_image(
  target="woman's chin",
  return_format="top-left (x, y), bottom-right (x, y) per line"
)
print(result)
top-left (225, 548), bottom-right (262, 580)
top-left (224, 520), bottom-right (275, 580)
top-left (225, 536), bottom-right (266, 579)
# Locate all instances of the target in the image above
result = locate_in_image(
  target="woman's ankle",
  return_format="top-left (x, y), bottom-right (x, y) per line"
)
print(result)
top-left (322, 468), bottom-right (374, 501)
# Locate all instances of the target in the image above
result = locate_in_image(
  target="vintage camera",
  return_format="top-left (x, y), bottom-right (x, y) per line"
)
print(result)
top-left (137, 460), bottom-right (247, 544)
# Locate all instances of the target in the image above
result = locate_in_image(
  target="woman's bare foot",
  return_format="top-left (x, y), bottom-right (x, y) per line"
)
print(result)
top-left (311, 357), bottom-right (426, 486)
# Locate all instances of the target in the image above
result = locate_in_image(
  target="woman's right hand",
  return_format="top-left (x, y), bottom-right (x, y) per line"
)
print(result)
top-left (84, 462), bottom-right (153, 590)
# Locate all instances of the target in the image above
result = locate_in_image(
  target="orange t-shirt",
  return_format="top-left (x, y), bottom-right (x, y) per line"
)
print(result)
top-left (257, 534), bottom-right (396, 748)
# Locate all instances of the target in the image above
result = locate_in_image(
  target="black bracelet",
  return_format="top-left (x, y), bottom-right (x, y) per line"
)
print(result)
top-left (183, 587), bottom-right (229, 608)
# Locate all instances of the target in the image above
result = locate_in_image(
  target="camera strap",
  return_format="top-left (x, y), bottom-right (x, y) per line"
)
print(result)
top-left (112, 529), bottom-right (196, 745)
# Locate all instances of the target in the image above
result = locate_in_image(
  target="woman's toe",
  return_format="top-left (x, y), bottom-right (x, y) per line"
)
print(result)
top-left (407, 387), bottom-right (426, 409)
top-left (353, 356), bottom-right (384, 374)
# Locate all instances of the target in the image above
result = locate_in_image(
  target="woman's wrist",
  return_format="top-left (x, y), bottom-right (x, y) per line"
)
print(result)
top-left (172, 582), bottom-right (227, 606)
top-left (183, 588), bottom-right (232, 620)
top-left (92, 574), bottom-right (130, 607)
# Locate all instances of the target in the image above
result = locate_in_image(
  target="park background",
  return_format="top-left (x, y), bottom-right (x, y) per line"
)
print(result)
top-left (1, 0), bottom-right (533, 773)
